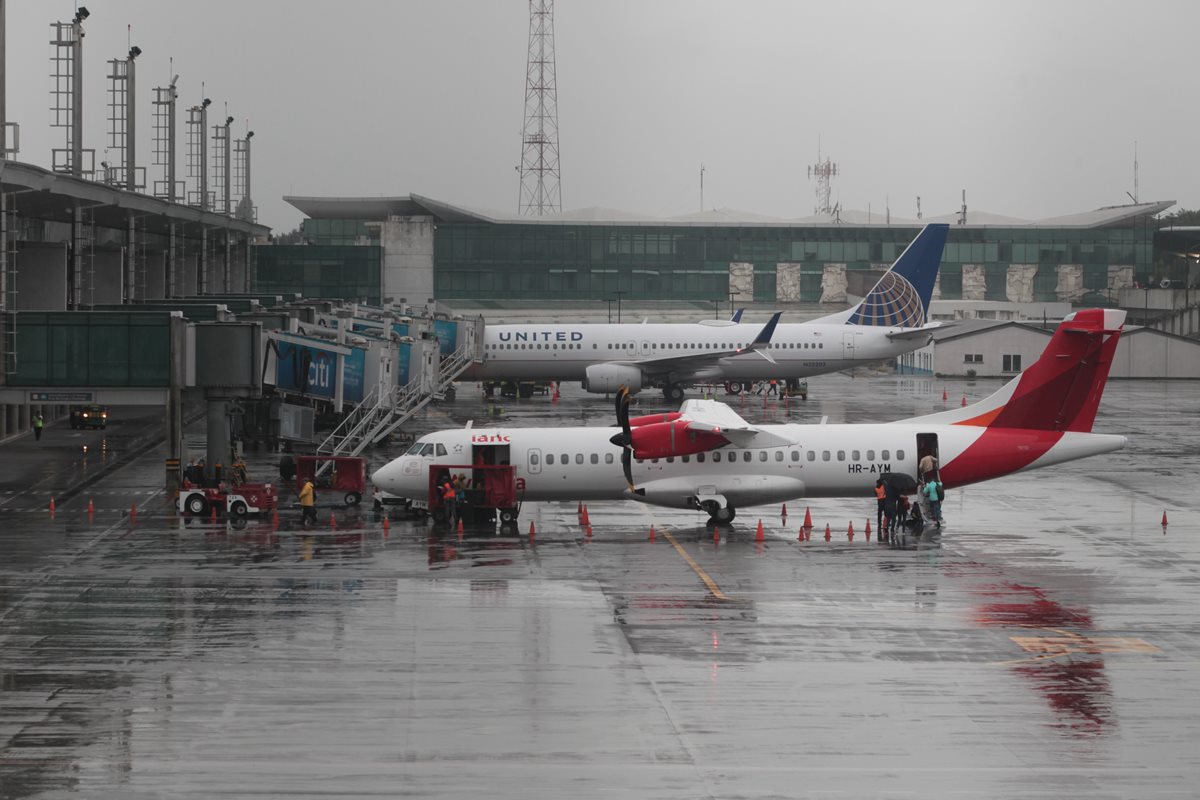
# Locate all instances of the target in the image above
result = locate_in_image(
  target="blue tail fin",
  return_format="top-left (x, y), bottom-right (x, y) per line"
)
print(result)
top-left (842, 223), bottom-right (949, 327)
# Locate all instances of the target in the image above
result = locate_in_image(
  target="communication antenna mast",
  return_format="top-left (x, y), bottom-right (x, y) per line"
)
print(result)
top-left (958, 189), bottom-right (967, 225)
top-left (106, 44), bottom-right (142, 190)
top-left (807, 139), bottom-right (838, 216)
top-left (916, 195), bottom-right (922, 220)
top-left (517, 0), bottom-right (560, 216)
top-left (186, 97), bottom-right (210, 209)
top-left (152, 72), bottom-right (182, 201)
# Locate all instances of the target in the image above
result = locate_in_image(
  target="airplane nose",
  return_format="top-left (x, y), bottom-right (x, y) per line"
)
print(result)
top-left (371, 462), bottom-right (395, 489)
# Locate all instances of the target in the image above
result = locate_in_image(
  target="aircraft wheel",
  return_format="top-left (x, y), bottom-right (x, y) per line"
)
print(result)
top-left (499, 508), bottom-right (518, 524)
top-left (710, 505), bottom-right (736, 524)
top-left (344, 491), bottom-right (361, 506)
top-left (664, 383), bottom-right (685, 404)
top-left (185, 494), bottom-right (208, 516)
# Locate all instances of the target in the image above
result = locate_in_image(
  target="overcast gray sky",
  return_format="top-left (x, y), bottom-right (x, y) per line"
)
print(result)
top-left (6, 1), bottom-right (1199, 232)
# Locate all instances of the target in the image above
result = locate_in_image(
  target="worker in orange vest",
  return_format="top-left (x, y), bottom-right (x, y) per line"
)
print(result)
top-left (874, 478), bottom-right (886, 532)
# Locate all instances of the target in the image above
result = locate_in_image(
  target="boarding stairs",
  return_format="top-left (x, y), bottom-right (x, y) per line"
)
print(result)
top-left (314, 339), bottom-right (480, 462)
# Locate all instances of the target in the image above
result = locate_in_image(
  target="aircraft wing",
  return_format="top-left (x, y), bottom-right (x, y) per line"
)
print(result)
top-left (678, 398), bottom-right (796, 449)
top-left (620, 312), bottom-right (782, 378)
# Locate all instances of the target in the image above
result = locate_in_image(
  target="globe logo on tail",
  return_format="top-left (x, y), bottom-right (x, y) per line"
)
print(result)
top-left (846, 272), bottom-right (925, 327)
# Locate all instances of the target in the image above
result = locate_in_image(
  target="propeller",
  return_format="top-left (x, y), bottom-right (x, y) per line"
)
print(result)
top-left (609, 386), bottom-right (636, 489)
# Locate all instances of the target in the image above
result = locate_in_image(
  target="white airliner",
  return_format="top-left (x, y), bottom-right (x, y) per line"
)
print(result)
top-left (375, 309), bottom-right (1128, 525)
top-left (462, 223), bottom-right (950, 402)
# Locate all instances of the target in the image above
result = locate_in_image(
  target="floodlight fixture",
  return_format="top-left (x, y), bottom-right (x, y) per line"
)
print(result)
top-left (225, 116), bottom-right (234, 126)
top-left (129, 46), bottom-right (142, 59)
top-left (201, 98), bottom-right (211, 109)
top-left (75, 6), bottom-right (90, 22)
top-left (246, 131), bottom-right (254, 139)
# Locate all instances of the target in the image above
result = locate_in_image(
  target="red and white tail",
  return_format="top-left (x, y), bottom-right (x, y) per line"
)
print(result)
top-left (908, 309), bottom-right (1125, 433)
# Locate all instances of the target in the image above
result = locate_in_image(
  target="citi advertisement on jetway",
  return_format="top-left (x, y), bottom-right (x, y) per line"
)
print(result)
top-left (275, 341), bottom-right (365, 403)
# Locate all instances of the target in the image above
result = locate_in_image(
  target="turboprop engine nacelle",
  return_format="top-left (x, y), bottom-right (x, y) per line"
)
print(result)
top-left (631, 419), bottom-right (730, 460)
top-left (585, 363), bottom-right (643, 394)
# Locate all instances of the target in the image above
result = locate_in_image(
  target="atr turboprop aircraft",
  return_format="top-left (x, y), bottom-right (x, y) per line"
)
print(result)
top-left (462, 223), bottom-right (950, 402)
top-left (375, 309), bottom-right (1128, 525)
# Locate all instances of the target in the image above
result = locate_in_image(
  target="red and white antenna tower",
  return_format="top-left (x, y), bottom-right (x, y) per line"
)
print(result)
top-left (517, 0), bottom-right (561, 216)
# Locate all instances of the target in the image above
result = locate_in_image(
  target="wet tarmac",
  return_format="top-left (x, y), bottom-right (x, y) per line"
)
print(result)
top-left (1, 376), bottom-right (1198, 798)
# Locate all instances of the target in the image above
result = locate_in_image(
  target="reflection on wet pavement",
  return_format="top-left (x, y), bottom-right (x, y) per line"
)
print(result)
top-left (1, 376), bottom-right (1198, 797)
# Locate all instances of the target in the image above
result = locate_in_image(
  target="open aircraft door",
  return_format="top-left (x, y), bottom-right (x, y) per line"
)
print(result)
top-left (915, 432), bottom-right (940, 480)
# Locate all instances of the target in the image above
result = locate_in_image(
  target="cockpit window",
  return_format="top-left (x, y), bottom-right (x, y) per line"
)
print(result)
top-left (420, 443), bottom-right (435, 456)
top-left (406, 442), bottom-right (425, 455)
top-left (436, 443), bottom-right (448, 457)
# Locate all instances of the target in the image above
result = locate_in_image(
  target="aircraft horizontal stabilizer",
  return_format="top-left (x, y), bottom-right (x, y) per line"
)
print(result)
top-left (886, 322), bottom-right (946, 341)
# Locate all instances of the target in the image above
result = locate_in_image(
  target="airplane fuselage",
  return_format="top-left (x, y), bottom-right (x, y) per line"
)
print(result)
top-left (374, 422), bottom-right (1125, 511)
top-left (461, 321), bottom-right (926, 383)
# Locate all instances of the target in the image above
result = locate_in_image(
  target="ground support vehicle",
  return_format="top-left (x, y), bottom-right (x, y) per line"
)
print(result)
top-left (427, 464), bottom-right (519, 525)
top-left (70, 404), bottom-right (109, 429)
top-left (483, 380), bottom-right (550, 399)
top-left (178, 483), bottom-right (278, 518)
top-left (292, 455), bottom-right (368, 506)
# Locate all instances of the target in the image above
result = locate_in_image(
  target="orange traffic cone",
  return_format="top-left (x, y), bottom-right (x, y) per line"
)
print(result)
top-left (381, 516), bottom-right (389, 533)
top-left (781, 503), bottom-right (787, 518)
top-left (577, 501), bottom-right (583, 515)
top-left (130, 503), bottom-right (137, 521)
top-left (209, 506), bottom-right (216, 522)
top-left (529, 520), bottom-right (536, 538)
top-left (942, 388), bottom-right (947, 401)
top-left (961, 394), bottom-right (967, 407)
top-left (49, 497), bottom-right (56, 513)
top-left (798, 527), bottom-right (805, 542)
top-left (649, 524), bottom-right (656, 541)
top-left (755, 519), bottom-right (765, 542)
top-left (87, 498), bottom-right (95, 515)
top-left (457, 517), bottom-right (464, 534)
top-left (330, 513), bottom-right (338, 530)
top-left (712, 526), bottom-right (720, 544)
top-left (847, 521), bottom-right (854, 541)
top-left (581, 505), bottom-right (590, 525)
top-left (865, 519), bottom-right (872, 541)
top-left (802, 507), bottom-right (813, 529)
top-left (585, 524), bottom-right (593, 539)
top-left (1162, 511), bottom-right (1168, 526)
top-left (824, 523), bottom-right (831, 541)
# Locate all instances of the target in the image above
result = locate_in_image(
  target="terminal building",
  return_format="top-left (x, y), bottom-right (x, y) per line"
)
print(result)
top-left (268, 195), bottom-right (1189, 310)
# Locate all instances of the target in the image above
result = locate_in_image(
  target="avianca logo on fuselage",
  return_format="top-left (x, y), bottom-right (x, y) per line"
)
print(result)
top-left (497, 331), bottom-right (585, 343)
top-left (471, 433), bottom-right (512, 443)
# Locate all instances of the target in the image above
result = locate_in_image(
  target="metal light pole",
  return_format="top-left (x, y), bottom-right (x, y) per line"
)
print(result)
top-left (613, 291), bottom-right (626, 324)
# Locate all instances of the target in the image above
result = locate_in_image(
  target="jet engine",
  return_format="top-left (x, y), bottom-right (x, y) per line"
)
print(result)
top-left (584, 363), bottom-right (643, 394)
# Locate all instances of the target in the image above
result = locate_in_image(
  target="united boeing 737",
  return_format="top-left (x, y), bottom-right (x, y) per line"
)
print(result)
top-left (462, 223), bottom-right (950, 402)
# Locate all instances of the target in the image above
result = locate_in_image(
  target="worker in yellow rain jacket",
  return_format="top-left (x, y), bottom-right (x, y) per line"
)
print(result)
top-left (299, 479), bottom-right (317, 525)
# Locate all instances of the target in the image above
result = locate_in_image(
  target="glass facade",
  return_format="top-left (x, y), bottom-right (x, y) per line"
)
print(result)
top-left (301, 218), bottom-right (379, 246)
top-left (10, 312), bottom-right (173, 387)
top-left (432, 224), bottom-right (1154, 303)
top-left (253, 245), bottom-right (382, 304)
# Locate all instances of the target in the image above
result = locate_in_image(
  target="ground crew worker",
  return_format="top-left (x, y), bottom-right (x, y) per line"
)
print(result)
top-left (874, 479), bottom-right (886, 531)
top-left (441, 478), bottom-right (458, 524)
top-left (33, 413), bottom-right (44, 441)
top-left (767, 379), bottom-right (778, 396)
top-left (299, 479), bottom-right (317, 526)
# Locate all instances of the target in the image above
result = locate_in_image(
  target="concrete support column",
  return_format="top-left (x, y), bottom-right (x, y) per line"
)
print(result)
top-left (199, 227), bottom-right (208, 294)
top-left (125, 215), bottom-right (136, 302)
top-left (244, 236), bottom-right (252, 292)
top-left (70, 204), bottom-right (83, 308)
top-left (166, 223), bottom-right (176, 297)
top-left (205, 397), bottom-right (229, 484)
top-left (223, 230), bottom-right (231, 293)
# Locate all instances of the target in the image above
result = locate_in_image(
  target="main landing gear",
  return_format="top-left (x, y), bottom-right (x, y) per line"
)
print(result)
top-left (701, 502), bottom-right (736, 525)
top-left (663, 383), bottom-right (686, 404)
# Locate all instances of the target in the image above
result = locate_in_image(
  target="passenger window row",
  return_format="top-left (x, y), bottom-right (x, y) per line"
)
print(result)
top-left (527, 448), bottom-right (906, 467)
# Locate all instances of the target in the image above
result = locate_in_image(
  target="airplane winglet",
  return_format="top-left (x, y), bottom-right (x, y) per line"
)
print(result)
top-left (746, 312), bottom-right (782, 351)
top-left (729, 308), bottom-right (744, 323)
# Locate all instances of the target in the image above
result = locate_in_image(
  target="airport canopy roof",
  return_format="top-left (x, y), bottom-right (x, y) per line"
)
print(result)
top-left (285, 193), bottom-right (1174, 230)
top-left (0, 159), bottom-right (271, 238)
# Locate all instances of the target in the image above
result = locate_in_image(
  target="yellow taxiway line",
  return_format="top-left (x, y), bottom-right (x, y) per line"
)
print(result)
top-left (659, 528), bottom-right (733, 602)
